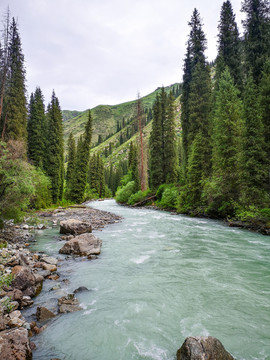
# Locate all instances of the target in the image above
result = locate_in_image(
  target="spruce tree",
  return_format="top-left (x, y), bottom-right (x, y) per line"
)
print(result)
top-left (242, 74), bottom-right (268, 205)
top-left (259, 60), bottom-right (270, 193)
top-left (216, 1), bottom-right (242, 89)
top-left (71, 110), bottom-right (92, 202)
top-left (241, 0), bottom-right (270, 83)
top-left (149, 94), bottom-right (163, 189)
top-left (66, 132), bottom-right (76, 196)
top-left (2, 17), bottom-right (27, 141)
top-left (45, 90), bottom-right (64, 203)
top-left (209, 68), bottom-right (244, 215)
top-left (180, 9), bottom-right (208, 172)
top-left (27, 87), bottom-right (46, 168)
top-left (164, 91), bottom-right (178, 183)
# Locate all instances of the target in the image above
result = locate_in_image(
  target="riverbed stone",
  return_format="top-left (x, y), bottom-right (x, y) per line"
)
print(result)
top-left (58, 294), bottom-right (82, 313)
top-left (40, 256), bottom-right (58, 266)
top-left (42, 263), bottom-right (57, 272)
top-left (59, 233), bottom-right (102, 257)
top-left (11, 266), bottom-right (36, 292)
top-left (176, 336), bottom-right (235, 360)
top-left (36, 306), bottom-right (56, 322)
top-left (0, 328), bottom-right (32, 360)
top-left (59, 219), bottom-right (92, 235)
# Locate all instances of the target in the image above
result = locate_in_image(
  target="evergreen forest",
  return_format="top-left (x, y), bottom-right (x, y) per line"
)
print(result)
top-left (0, 0), bottom-right (270, 231)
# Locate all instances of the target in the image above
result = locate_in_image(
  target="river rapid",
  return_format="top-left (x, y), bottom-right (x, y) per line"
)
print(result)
top-left (31, 199), bottom-right (270, 360)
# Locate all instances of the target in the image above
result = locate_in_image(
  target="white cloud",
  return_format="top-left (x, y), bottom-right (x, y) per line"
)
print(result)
top-left (0, 0), bottom-right (245, 110)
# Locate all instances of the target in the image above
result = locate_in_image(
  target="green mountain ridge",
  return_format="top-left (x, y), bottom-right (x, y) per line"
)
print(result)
top-left (62, 83), bottom-right (182, 150)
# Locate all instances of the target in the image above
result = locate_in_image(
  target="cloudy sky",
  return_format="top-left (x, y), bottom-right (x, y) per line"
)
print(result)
top-left (0, 0), bottom-right (245, 110)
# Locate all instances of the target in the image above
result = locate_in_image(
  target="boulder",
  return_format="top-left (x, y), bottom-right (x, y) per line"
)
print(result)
top-left (11, 266), bottom-right (36, 292)
top-left (177, 336), bottom-right (234, 360)
top-left (0, 328), bottom-right (32, 360)
top-left (59, 219), bottom-right (92, 235)
top-left (36, 306), bottom-right (56, 322)
top-left (73, 286), bottom-right (90, 294)
top-left (59, 233), bottom-right (102, 257)
top-left (42, 263), bottom-right (57, 272)
top-left (6, 289), bottom-right (23, 304)
top-left (58, 294), bottom-right (82, 313)
top-left (40, 256), bottom-right (58, 266)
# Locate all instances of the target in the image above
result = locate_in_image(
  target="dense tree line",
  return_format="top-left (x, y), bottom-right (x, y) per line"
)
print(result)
top-left (116, 0), bottom-right (270, 225)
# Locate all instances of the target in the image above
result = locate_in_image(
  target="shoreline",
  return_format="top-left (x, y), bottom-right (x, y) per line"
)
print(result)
top-left (0, 204), bottom-right (122, 360)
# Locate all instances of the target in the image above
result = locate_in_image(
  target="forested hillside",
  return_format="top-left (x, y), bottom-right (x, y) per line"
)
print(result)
top-left (0, 0), bottom-right (269, 232)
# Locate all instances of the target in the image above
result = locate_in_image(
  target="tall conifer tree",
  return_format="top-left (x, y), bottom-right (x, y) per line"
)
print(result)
top-left (209, 68), bottom-right (244, 215)
top-left (1, 17), bottom-right (27, 141)
top-left (164, 91), bottom-right (178, 183)
top-left (216, 1), bottom-right (242, 89)
top-left (241, 74), bottom-right (268, 205)
top-left (45, 91), bottom-right (64, 203)
top-left (149, 94), bottom-right (163, 189)
top-left (66, 132), bottom-right (76, 197)
top-left (70, 110), bottom-right (92, 202)
top-left (241, 0), bottom-right (270, 83)
top-left (27, 87), bottom-right (46, 168)
top-left (259, 60), bottom-right (270, 193)
top-left (180, 9), bottom-right (208, 173)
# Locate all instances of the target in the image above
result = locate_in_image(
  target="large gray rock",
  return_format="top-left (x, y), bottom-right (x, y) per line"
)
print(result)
top-left (0, 328), bottom-right (32, 360)
top-left (59, 233), bottom-right (102, 256)
top-left (59, 219), bottom-right (92, 235)
top-left (177, 336), bottom-right (234, 360)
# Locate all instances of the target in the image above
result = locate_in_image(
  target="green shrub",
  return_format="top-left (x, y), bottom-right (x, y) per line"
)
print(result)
top-left (128, 189), bottom-right (151, 205)
top-left (234, 205), bottom-right (270, 224)
top-left (156, 184), bottom-right (167, 201)
top-left (115, 181), bottom-right (135, 203)
top-left (0, 272), bottom-right (14, 291)
top-left (30, 168), bottom-right (52, 209)
top-left (158, 185), bottom-right (179, 209)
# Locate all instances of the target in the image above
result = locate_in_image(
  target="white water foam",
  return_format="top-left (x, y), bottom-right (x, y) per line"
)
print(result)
top-left (131, 255), bottom-right (150, 264)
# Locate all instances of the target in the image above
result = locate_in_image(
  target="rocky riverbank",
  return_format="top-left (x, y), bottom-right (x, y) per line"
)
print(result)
top-left (0, 204), bottom-right (122, 360)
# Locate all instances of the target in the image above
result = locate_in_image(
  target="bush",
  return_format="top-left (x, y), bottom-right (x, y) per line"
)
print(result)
top-left (0, 141), bottom-right (52, 225)
top-left (115, 181), bottom-right (135, 203)
top-left (234, 205), bottom-right (270, 224)
top-left (128, 189), bottom-right (151, 205)
top-left (156, 184), bottom-right (179, 209)
top-left (30, 168), bottom-right (52, 209)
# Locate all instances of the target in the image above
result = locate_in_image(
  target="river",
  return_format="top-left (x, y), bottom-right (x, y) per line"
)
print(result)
top-left (30, 199), bottom-right (270, 360)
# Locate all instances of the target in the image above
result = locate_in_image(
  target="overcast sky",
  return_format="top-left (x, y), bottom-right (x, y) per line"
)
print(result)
top-left (0, 0), bottom-right (245, 110)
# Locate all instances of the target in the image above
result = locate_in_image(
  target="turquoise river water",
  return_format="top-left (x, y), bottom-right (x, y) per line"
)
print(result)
top-left (29, 199), bottom-right (270, 360)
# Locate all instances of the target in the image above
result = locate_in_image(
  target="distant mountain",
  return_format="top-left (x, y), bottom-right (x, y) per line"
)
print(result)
top-left (62, 83), bottom-right (182, 167)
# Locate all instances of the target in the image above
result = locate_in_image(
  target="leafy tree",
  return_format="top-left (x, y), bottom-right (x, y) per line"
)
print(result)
top-left (27, 87), bottom-right (46, 168)
top-left (241, 0), bottom-right (270, 83)
top-left (0, 141), bottom-right (51, 227)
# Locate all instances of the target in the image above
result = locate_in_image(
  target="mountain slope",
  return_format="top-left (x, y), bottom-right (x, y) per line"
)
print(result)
top-left (63, 83), bottom-right (181, 148)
